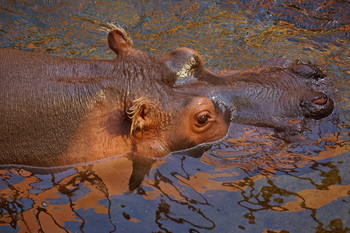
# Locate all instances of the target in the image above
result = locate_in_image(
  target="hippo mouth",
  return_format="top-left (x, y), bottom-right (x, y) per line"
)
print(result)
top-left (300, 93), bottom-right (334, 119)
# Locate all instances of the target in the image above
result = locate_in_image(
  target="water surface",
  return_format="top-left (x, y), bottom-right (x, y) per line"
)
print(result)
top-left (0, 1), bottom-right (349, 232)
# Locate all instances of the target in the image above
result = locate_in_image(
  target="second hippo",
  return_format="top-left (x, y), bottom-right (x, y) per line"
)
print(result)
top-left (157, 48), bottom-right (334, 131)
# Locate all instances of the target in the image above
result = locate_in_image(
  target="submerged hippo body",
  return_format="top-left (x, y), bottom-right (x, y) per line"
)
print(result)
top-left (161, 48), bottom-right (334, 131)
top-left (0, 28), bottom-right (229, 166)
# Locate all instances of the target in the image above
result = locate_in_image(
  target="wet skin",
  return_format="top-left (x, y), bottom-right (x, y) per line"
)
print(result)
top-left (0, 27), bottom-right (334, 167)
top-left (0, 28), bottom-right (229, 167)
top-left (106, 30), bottom-right (334, 132)
top-left (107, 31), bottom-right (334, 131)
top-left (158, 47), bottom-right (334, 131)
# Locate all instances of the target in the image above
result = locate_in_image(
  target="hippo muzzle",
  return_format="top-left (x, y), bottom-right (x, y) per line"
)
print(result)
top-left (300, 92), bottom-right (334, 119)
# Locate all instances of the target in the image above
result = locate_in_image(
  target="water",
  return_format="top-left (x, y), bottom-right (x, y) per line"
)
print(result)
top-left (0, 0), bottom-right (349, 232)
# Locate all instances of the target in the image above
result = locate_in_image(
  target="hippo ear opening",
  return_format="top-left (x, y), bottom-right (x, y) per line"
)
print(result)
top-left (127, 97), bottom-right (161, 139)
top-left (108, 27), bottom-right (133, 56)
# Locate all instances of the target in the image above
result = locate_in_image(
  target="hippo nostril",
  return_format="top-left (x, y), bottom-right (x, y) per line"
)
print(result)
top-left (301, 93), bottom-right (334, 119)
top-left (312, 97), bottom-right (327, 106)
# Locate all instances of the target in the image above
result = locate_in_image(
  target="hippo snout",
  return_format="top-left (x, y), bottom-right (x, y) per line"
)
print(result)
top-left (300, 93), bottom-right (334, 119)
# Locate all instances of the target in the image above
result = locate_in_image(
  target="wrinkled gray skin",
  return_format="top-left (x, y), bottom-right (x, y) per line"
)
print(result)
top-left (161, 48), bottom-right (334, 131)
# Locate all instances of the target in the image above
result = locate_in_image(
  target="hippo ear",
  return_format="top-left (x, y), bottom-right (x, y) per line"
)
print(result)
top-left (128, 97), bottom-right (161, 139)
top-left (162, 48), bottom-right (204, 84)
top-left (108, 27), bottom-right (133, 56)
top-left (161, 48), bottom-right (222, 85)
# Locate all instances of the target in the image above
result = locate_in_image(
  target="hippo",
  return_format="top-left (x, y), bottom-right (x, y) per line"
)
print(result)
top-left (0, 27), bottom-right (230, 167)
top-left (157, 48), bottom-right (334, 132)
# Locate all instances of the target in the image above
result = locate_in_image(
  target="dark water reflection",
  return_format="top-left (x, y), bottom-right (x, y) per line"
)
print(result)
top-left (0, 0), bottom-right (349, 232)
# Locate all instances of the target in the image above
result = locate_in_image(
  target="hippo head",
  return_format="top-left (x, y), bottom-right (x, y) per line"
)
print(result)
top-left (159, 48), bottom-right (334, 131)
top-left (127, 95), bottom-right (229, 158)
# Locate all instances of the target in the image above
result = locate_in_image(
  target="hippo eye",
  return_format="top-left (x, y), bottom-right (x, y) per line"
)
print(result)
top-left (195, 112), bottom-right (211, 127)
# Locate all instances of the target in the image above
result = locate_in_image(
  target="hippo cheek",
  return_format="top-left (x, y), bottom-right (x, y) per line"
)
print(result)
top-left (300, 92), bottom-right (334, 119)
